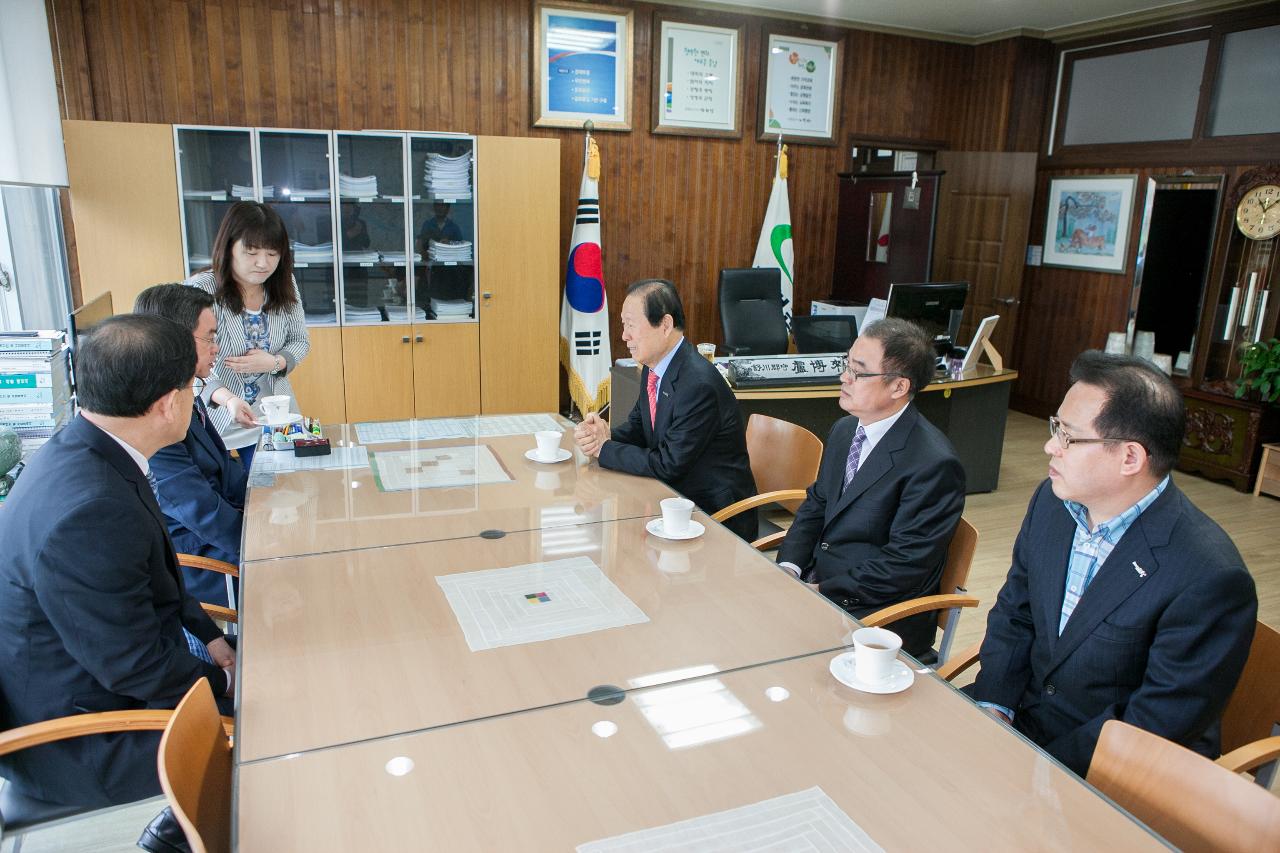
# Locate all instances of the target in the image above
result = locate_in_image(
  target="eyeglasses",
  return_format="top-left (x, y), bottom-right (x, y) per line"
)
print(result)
top-left (192, 377), bottom-right (207, 397)
top-left (194, 332), bottom-right (218, 346)
top-left (841, 364), bottom-right (904, 382)
top-left (1048, 416), bottom-right (1142, 450)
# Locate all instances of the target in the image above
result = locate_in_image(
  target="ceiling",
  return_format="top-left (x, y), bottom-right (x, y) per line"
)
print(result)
top-left (692, 0), bottom-right (1257, 41)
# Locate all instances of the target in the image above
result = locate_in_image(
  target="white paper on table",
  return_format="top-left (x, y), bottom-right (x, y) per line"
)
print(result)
top-left (577, 786), bottom-right (882, 852)
top-left (355, 414), bottom-right (564, 445)
top-left (369, 444), bottom-right (511, 492)
top-left (436, 556), bottom-right (648, 652)
top-left (252, 446), bottom-right (368, 474)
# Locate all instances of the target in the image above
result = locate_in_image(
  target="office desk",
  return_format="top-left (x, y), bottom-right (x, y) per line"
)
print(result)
top-left (236, 513), bottom-right (858, 762)
top-left (242, 424), bottom-right (673, 561)
top-left (611, 363), bottom-right (1018, 493)
top-left (238, 650), bottom-right (1162, 851)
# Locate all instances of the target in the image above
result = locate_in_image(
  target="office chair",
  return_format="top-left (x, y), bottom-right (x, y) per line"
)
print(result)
top-left (718, 268), bottom-right (789, 356)
top-left (158, 678), bottom-right (233, 853)
top-left (791, 315), bottom-right (858, 354)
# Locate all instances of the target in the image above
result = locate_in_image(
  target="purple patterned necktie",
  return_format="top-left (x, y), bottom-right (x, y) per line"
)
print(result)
top-left (842, 426), bottom-right (868, 492)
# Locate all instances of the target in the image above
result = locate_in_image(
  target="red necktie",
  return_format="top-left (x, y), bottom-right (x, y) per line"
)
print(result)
top-left (647, 371), bottom-right (659, 426)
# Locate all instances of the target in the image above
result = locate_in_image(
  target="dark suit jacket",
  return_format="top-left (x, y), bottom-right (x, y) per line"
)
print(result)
top-left (0, 416), bottom-right (225, 808)
top-left (600, 339), bottom-right (758, 540)
top-left (778, 405), bottom-right (965, 656)
top-left (968, 479), bottom-right (1257, 777)
top-left (151, 404), bottom-right (247, 606)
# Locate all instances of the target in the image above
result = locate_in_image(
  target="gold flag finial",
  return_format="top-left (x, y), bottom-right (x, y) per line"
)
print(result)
top-left (779, 144), bottom-right (788, 180)
top-left (587, 137), bottom-right (601, 181)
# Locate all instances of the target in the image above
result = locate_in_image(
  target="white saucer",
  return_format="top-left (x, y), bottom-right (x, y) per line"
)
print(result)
top-left (525, 448), bottom-right (572, 464)
top-left (828, 653), bottom-right (915, 694)
top-left (646, 517), bottom-right (705, 541)
top-left (253, 411), bottom-right (304, 427)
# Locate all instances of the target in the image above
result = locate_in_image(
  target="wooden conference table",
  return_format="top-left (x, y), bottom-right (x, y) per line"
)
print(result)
top-left (234, 413), bottom-right (1163, 851)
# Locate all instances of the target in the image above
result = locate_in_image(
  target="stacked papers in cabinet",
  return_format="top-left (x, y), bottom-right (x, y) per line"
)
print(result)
top-left (338, 174), bottom-right (379, 197)
top-left (378, 251), bottom-right (422, 265)
top-left (188, 254), bottom-right (212, 268)
top-left (429, 298), bottom-right (473, 318)
top-left (428, 240), bottom-right (473, 263)
top-left (304, 310), bottom-right (337, 325)
top-left (342, 249), bottom-right (381, 264)
top-left (343, 304), bottom-right (384, 323)
top-left (384, 305), bottom-right (427, 323)
top-left (231, 184), bottom-right (273, 200)
top-left (291, 242), bottom-right (334, 264)
top-left (424, 152), bottom-right (472, 199)
top-left (280, 187), bottom-right (330, 200)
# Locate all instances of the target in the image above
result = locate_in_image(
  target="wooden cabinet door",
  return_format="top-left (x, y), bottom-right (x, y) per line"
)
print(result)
top-left (288, 326), bottom-right (346, 426)
top-left (413, 323), bottom-right (480, 417)
top-left (341, 325), bottom-right (415, 422)
top-left (476, 136), bottom-right (559, 414)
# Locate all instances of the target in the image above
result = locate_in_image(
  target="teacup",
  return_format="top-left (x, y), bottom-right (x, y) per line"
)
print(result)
top-left (260, 395), bottom-right (290, 421)
top-left (659, 497), bottom-right (695, 535)
top-left (534, 430), bottom-right (563, 461)
top-left (852, 626), bottom-right (902, 683)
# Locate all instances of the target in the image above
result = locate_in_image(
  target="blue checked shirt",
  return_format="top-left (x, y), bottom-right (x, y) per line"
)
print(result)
top-left (980, 475), bottom-right (1168, 722)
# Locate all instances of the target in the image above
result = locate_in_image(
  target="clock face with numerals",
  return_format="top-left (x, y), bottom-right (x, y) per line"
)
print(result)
top-left (1235, 184), bottom-right (1280, 241)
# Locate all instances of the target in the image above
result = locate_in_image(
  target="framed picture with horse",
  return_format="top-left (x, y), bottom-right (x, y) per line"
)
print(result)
top-left (1042, 175), bottom-right (1138, 273)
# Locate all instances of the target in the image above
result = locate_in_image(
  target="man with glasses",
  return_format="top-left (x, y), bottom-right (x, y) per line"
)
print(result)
top-left (135, 284), bottom-right (248, 608)
top-left (0, 315), bottom-right (234, 848)
top-left (777, 318), bottom-right (966, 658)
top-left (968, 350), bottom-right (1257, 777)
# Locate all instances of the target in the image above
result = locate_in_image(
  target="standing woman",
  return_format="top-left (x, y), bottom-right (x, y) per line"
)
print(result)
top-left (186, 201), bottom-right (310, 468)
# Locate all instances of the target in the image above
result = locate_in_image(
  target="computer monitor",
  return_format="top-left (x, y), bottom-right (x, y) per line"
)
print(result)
top-left (885, 281), bottom-right (969, 346)
top-left (67, 292), bottom-right (114, 351)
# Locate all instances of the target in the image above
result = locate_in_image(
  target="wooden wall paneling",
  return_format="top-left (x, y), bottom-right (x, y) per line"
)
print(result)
top-left (288, 326), bottom-right (347, 425)
top-left (61, 119), bottom-right (185, 315)
top-left (341, 325), bottom-right (415, 422)
top-left (413, 323), bottom-right (481, 417)
top-left (476, 136), bottom-right (559, 414)
top-left (46, 0), bottom-right (95, 121)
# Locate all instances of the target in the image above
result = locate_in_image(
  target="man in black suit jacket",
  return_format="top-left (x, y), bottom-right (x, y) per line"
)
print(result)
top-left (968, 351), bottom-right (1257, 777)
top-left (777, 318), bottom-right (965, 656)
top-left (136, 284), bottom-right (248, 607)
top-left (0, 315), bottom-right (234, 816)
top-left (574, 279), bottom-right (757, 540)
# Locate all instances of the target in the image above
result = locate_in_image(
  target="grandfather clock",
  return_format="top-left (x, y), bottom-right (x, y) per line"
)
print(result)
top-left (1180, 165), bottom-right (1280, 491)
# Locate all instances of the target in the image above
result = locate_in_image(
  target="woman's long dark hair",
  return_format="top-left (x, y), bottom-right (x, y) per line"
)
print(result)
top-left (209, 201), bottom-right (297, 314)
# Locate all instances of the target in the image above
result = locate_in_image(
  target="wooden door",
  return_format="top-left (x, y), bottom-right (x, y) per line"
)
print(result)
top-left (476, 136), bottom-right (559, 414)
top-left (341, 325), bottom-right (415, 422)
top-left (830, 173), bottom-right (941, 304)
top-left (289, 326), bottom-right (347, 426)
top-left (933, 152), bottom-right (1037, 360)
top-left (413, 322), bottom-right (480, 417)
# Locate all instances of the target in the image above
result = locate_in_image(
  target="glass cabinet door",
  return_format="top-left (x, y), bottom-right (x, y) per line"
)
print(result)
top-left (258, 130), bottom-right (337, 325)
top-left (334, 132), bottom-right (411, 325)
top-left (175, 126), bottom-right (254, 276)
top-left (409, 134), bottom-right (477, 322)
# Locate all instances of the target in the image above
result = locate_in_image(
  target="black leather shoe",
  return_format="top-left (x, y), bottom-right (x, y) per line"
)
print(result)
top-left (137, 807), bottom-right (192, 853)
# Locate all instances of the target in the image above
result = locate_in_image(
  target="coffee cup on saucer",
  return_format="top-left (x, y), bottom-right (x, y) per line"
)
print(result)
top-left (852, 626), bottom-right (902, 684)
top-left (260, 395), bottom-right (290, 421)
top-left (533, 430), bottom-right (563, 461)
top-left (659, 497), bottom-right (695, 536)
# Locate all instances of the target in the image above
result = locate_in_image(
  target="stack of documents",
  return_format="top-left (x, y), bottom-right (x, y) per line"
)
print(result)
top-left (429, 298), bottom-right (473, 318)
top-left (343, 304), bottom-right (384, 323)
top-left (188, 254), bottom-right (212, 269)
top-left (280, 187), bottom-right (330, 200)
top-left (338, 174), bottom-right (379, 197)
top-left (341, 249), bottom-right (380, 264)
top-left (424, 153), bottom-right (472, 199)
top-left (232, 184), bottom-right (273, 200)
top-left (0, 333), bottom-right (72, 455)
top-left (378, 251), bottom-right (422, 265)
top-left (291, 241), bottom-right (334, 264)
top-left (303, 309), bottom-right (337, 325)
top-left (384, 305), bottom-right (428, 323)
top-left (428, 239), bottom-right (473, 263)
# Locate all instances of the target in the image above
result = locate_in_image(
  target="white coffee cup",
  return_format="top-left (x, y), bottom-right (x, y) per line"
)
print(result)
top-left (659, 497), bottom-right (695, 535)
top-left (534, 430), bottom-right (562, 461)
top-left (260, 395), bottom-right (290, 421)
top-left (852, 626), bottom-right (902, 683)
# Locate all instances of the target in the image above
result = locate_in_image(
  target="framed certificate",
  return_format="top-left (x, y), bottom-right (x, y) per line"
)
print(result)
top-left (652, 16), bottom-right (744, 138)
top-left (758, 31), bottom-right (843, 145)
top-left (532, 1), bottom-right (633, 131)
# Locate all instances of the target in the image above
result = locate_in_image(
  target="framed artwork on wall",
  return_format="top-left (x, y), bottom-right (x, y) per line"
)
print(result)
top-left (651, 16), bottom-right (744, 138)
top-left (1042, 175), bottom-right (1139, 273)
top-left (532, 1), bottom-right (633, 131)
top-left (757, 31), bottom-right (843, 145)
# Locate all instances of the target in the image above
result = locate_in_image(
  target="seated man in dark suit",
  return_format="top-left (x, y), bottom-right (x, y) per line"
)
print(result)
top-left (573, 279), bottom-right (758, 541)
top-left (135, 283), bottom-right (248, 607)
top-left (968, 351), bottom-right (1257, 777)
top-left (777, 318), bottom-right (966, 658)
top-left (0, 315), bottom-right (235, 850)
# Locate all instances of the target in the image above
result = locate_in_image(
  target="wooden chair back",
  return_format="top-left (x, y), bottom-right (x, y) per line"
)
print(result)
top-left (745, 414), bottom-right (822, 512)
top-left (1088, 720), bottom-right (1280, 852)
top-left (158, 678), bottom-right (233, 853)
top-left (937, 517), bottom-right (978, 631)
top-left (1221, 619), bottom-right (1280, 754)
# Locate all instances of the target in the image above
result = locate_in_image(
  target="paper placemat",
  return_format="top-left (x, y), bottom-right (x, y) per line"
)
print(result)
top-left (369, 444), bottom-right (511, 492)
top-left (355, 413), bottom-right (563, 444)
top-left (253, 445), bottom-right (368, 474)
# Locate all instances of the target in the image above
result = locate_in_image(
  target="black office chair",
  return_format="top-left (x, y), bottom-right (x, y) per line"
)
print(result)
top-left (718, 268), bottom-right (789, 356)
top-left (791, 316), bottom-right (858, 354)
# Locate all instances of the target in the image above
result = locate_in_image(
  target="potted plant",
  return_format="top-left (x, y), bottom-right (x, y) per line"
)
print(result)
top-left (1236, 337), bottom-right (1280, 404)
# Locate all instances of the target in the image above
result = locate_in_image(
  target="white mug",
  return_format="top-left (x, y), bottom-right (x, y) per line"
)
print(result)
top-left (852, 626), bottom-right (902, 683)
top-left (260, 395), bottom-right (290, 420)
top-left (659, 497), bottom-right (694, 535)
top-left (533, 430), bottom-right (563, 461)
